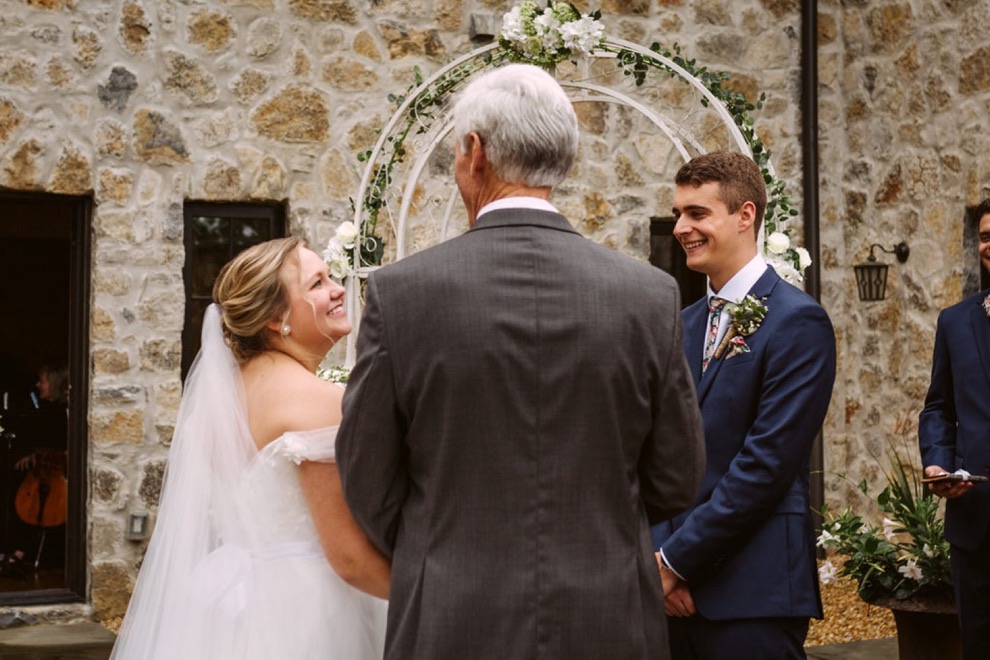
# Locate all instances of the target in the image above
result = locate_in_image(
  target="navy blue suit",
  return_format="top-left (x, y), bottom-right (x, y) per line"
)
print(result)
top-left (920, 289), bottom-right (990, 658)
top-left (652, 267), bottom-right (835, 658)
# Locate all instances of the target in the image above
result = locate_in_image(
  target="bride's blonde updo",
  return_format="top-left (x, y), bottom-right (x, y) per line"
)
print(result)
top-left (212, 236), bottom-right (303, 364)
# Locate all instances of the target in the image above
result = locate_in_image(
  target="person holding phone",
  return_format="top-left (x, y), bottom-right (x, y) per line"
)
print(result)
top-left (919, 197), bottom-right (990, 659)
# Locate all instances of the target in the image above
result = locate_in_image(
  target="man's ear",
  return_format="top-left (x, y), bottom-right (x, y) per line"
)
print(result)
top-left (467, 132), bottom-right (486, 177)
top-left (738, 200), bottom-right (757, 235)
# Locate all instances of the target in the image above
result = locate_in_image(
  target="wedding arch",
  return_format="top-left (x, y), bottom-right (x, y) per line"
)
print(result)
top-left (334, 5), bottom-right (806, 365)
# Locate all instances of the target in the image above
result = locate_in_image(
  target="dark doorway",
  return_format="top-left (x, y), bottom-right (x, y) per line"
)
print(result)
top-left (0, 191), bottom-right (89, 605)
top-left (650, 216), bottom-right (707, 307)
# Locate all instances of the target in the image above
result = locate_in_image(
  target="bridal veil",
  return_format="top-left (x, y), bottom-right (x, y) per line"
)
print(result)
top-left (110, 304), bottom-right (258, 659)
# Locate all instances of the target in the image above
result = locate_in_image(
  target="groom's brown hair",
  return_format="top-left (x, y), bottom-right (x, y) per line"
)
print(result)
top-left (675, 151), bottom-right (767, 236)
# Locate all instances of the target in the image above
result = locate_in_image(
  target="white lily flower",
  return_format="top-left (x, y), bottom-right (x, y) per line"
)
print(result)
top-left (898, 558), bottom-right (923, 581)
top-left (819, 560), bottom-right (839, 585)
top-left (816, 529), bottom-right (835, 548)
top-left (882, 518), bottom-right (898, 541)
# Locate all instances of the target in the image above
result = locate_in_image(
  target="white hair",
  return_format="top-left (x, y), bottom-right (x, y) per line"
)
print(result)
top-left (452, 64), bottom-right (578, 188)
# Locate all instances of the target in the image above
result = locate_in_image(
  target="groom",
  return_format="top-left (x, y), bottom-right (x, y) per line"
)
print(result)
top-left (652, 151), bottom-right (836, 658)
top-left (337, 63), bottom-right (705, 659)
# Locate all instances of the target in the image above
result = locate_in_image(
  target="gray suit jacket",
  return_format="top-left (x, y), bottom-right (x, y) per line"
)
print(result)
top-left (337, 208), bottom-right (705, 659)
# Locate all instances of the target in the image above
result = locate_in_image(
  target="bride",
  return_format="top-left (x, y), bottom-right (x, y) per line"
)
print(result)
top-left (111, 237), bottom-right (388, 659)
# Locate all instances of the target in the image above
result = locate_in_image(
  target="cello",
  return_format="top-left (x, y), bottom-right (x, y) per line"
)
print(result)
top-left (14, 449), bottom-right (68, 529)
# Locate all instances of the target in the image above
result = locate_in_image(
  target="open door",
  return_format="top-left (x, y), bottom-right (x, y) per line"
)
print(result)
top-left (0, 191), bottom-right (89, 605)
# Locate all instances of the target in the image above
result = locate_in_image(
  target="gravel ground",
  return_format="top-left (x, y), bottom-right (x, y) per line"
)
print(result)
top-left (103, 566), bottom-right (900, 647)
top-left (806, 569), bottom-right (896, 647)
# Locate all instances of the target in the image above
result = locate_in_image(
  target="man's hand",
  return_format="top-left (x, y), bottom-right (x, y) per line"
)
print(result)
top-left (925, 465), bottom-right (973, 499)
top-left (656, 552), bottom-right (696, 617)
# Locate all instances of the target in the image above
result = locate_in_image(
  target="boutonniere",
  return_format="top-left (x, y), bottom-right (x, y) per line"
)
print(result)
top-left (714, 295), bottom-right (768, 360)
top-left (983, 293), bottom-right (990, 319)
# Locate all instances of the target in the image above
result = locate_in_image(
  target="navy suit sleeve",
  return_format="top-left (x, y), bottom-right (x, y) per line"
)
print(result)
top-left (336, 274), bottom-right (408, 558)
top-left (919, 311), bottom-right (957, 470)
top-left (664, 300), bottom-right (836, 583)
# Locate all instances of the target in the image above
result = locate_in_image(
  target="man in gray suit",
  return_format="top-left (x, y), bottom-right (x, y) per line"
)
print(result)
top-left (336, 63), bottom-right (705, 659)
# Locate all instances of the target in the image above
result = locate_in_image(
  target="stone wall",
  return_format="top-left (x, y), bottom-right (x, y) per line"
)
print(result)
top-left (816, 0), bottom-right (990, 513)
top-left (8, 0), bottom-right (983, 623)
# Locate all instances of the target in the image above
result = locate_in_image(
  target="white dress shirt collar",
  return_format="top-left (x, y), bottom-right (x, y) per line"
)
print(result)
top-left (707, 253), bottom-right (768, 304)
top-left (476, 196), bottom-right (559, 219)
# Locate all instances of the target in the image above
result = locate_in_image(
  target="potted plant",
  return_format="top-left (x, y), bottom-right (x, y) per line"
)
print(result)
top-left (817, 447), bottom-right (960, 659)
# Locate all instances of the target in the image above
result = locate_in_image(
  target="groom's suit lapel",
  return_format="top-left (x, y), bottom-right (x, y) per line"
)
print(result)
top-left (694, 267), bottom-right (780, 405)
top-left (968, 292), bottom-right (990, 393)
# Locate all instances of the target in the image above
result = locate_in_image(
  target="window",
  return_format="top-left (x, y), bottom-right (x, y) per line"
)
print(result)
top-left (0, 191), bottom-right (90, 605)
top-left (650, 217), bottom-right (706, 307)
top-left (182, 202), bottom-right (286, 380)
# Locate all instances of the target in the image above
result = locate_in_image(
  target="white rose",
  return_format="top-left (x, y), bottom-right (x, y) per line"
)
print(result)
top-left (796, 246), bottom-right (812, 270)
top-left (335, 221), bottom-right (359, 248)
top-left (768, 256), bottom-right (802, 284)
top-left (766, 231), bottom-right (790, 255)
top-left (328, 256), bottom-right (351, 281)
top-left (560, 16), bottom-right (604, 54)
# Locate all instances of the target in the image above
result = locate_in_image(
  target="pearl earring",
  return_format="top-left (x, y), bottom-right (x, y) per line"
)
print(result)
top-left (280, 325), bottom-right (291, 337)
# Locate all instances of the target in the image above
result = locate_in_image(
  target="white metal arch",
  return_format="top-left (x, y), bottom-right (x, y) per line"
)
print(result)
top-left (345, 39), bottom-right (764, 364)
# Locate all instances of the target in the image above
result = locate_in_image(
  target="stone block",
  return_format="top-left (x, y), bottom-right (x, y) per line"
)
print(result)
top-left (251, 85), bottom-right (330, 142)
top-left (246, 17), bottom-right (282, 59)
top-left (377, 20), bottom-right (445, 59)
top-left (72, 26), bottom-right (101, 70)
top-left (140, 339), bottom-right (182, 371)
top-left (96, 119), bottom-right (127, 159)
top-left (120, 2), bottom-right (151, 54)
top-left (0, 53), bottom-right (37, 88)
top-left (188, 9), bottom-right (235, 53)
top-left (91, 467), bottom-right (125, 505)
top-left (960, 46), bottom-right (990, 94)
top-left (97, 168), bottom-right (134, 206)
top-left (252, 156), bottom-right (287, 199)
top-left (138, 459), bottom-right (167, 508)
top-left (321, 56), bottom-right (379, 91)
top-left (288, 0), bottom-right (357, 23)
top-left (0, 97), bottom-right (23, 143)
top-left (91, 561), bottom-right (133, 620)
top-left (352, 30), bottom-right (382, 61)
top-left (98, 66), bottom-right (138, 112)
top-left (203, 157), bottom-right (242, 198)
top-left (93, 348), bottom-right (130, 374)
top-left (92, 410), bottom-right (144, 446)
top-left (93, 267), bottom-right (131, 296)
top-left (2, 140), bottom-right (43, 190)
top-left (90, 308), bottom-right (116, 342)
top-left (320, 148), bottom-right (356, 200)
top-left (163, 50), bottom-right (219, 104)
top-left (134, 109), bottom-right (189, 164)
top-left (230, 68), bottom-right (271, 104)
top-left (49, 145), bottom-right (91, 194)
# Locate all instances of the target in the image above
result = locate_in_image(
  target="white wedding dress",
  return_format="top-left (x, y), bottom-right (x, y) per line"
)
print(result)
top-left (110, 305), bottom-right (386, 659)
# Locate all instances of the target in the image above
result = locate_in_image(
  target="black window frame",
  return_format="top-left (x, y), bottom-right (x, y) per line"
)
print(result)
top-left (181, 201), bottom-right (287, 382)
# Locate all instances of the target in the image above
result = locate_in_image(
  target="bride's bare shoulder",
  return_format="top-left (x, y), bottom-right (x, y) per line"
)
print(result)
top-left (242, 353), bottom-right (343, 442)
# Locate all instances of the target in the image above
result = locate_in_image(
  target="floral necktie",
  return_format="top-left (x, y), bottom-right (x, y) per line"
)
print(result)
top-left (702, 297), bottom-right (726, 373)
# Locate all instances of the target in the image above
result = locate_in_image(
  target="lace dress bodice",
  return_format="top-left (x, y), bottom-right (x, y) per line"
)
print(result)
top-left (228, 427), bottom-right (338, 547)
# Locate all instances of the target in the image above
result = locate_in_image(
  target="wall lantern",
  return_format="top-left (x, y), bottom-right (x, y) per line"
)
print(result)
top-left (854, 242), bottom-right (910, 301)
